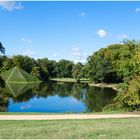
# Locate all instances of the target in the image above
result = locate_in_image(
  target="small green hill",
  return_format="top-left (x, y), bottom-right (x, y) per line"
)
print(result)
top-left (1, 67), bottom-right (40, 83)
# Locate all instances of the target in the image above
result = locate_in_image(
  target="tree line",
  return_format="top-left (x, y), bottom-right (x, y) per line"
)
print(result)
top-left (86, 40), bottom-right (140, 83)
top-left (0, 40), bottom-right (140, 83)
top-left (85, 40), bottom-right (140, 111)
top-left (0, 40), bottom-right (140, 111)
top-left (0, 55), bottom-right (86, 81)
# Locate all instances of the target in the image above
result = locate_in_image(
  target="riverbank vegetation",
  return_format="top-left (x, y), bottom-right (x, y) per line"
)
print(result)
top-left (0, 118), bottom-right (140, 139)
top-left (1, 40), bottom-right (140, 83)
top-left (114, 76), bottom-right (140, 111)
top-left (0, 40), bottom-right (140, 111)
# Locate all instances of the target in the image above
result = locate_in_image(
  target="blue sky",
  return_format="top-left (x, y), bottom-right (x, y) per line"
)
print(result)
top-left (0, 1), bottom-right (140, 63)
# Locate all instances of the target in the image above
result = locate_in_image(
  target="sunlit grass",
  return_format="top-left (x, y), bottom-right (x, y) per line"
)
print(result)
top-left (0, 118), bottom-right (139, 139)
top-left (51, 78), bottom-right (89, 83)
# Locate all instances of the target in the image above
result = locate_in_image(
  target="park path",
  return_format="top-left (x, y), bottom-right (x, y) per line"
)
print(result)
top-left (0, 114), bottom-right (140, 120)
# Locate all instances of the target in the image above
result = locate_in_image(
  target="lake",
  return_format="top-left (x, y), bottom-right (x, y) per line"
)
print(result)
top-left (0, 82), bottom-right (117, 113)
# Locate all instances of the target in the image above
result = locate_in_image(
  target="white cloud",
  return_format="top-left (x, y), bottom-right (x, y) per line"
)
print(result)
top-left (53, 53), bottom-right (57, 57)
top-left (96, 29), bottom-right (107, 38)
top-left (23, 49), bottom-right (36, 57)
top-left (71, 47), bottom-right (88, 63)
top-left (80, 12), bottom-right (87, 17)
top-left (71, 47), bottom-right (81, 57)
top-left (0, 1), bottom-right (23, 11)
top-left (22, 38), bottom-right (32, 44)
top-left (20, 105), bottom-right (31, 110)
top-left (83, 52), bottom-right (88, 57)
top-left (118, 34), bottom-right (128, 39)
top-left (135, 8), bottom-right (140, 12)
top-left (69, 98), bottom-right (78, 104)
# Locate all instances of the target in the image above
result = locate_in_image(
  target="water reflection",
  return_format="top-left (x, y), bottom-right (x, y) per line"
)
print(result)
top-left (4, 83), bottom-right (38, 97)
top-left (84, 87), bottom-right (117, 112)
top-left (0, 82), bottom-right (117, 112)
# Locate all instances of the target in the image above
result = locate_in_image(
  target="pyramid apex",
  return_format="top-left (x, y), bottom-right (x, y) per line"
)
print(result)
top-left (14, 66), bottom-right (19, 68)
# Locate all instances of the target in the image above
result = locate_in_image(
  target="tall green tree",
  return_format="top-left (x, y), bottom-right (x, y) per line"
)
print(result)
top-left (0, 42), bottom-right (5, 54)
top-left (86, 40), bottom-right (140, 83)
top-left (0, 42), bottom-right (5, 70)
top-left (12, 55), bottom-right (36, 73)
top-left (36, 58), bottom-right (49, 81)
top-left (86, 54), bottom-right (113, 83)
top-left (1, 57), bottom-right (13, 72)
top-left (31, 66), bottom-right (41, 79)
top-left (54, 59), bottom-right (74, 78)
top-left (72, 62), bottom-right (83, 82)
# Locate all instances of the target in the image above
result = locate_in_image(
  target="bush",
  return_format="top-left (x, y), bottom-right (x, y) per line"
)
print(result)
top-left (115, 76), bottom-right (140, 111)
top-left (103, 103), bottom-right (122, 112)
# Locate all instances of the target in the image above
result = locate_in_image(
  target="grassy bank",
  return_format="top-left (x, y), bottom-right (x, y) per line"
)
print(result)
top-left (0, 118), bottom-right (139, 139)
top-left (51, 78), bottom-right (119, 90)
top-left (88, 83), bottom-right (118, 90)
top-left (51, 78), bottom-right (89, 83)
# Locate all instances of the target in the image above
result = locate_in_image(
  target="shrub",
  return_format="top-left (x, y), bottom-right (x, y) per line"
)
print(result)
top-left (115, 76), bottom-right (140, 111)
top-left (103, 103), bottom-right (120, 112)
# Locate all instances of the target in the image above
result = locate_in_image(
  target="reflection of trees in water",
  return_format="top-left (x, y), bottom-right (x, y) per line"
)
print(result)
top-left (0, 76), bottom-right (5, 88)
top-left (71, 83), bottom-right (87, 100)
top-left (52, 83), bottom-right (117, 112)
top-left (0, 91), bottom-right (9, 112)
top-left (1, 83), bottom-right (39, 103)
top-left (53, 82), bottom-right (88, 101)
top-left (34, 82), bottom-right (54, 98)
top-left (83, 87), bottom-right (117, 112)
top-left (12, 89), bottom-right (35, 102)
top-left (0, 78), bottom-right (8, 112)
top-left (0, 81), bottom-right (117, 112)
top-left (53, 82), bottom-right (73, 97)
top-left (0, 82), bottom-right (55, 103)
top-left (1, 82), bottom-right (88, 101)
top-left (0, 95), bottom-right (8, 111)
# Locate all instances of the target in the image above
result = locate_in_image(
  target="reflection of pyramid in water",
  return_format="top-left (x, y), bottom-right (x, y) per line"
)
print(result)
top-left (1, 67), bottom-right (40, 83)
top-left (4, 83), bottom-right (38, 97)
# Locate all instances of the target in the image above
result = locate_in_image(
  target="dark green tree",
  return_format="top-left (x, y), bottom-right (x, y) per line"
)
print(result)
top-left (12, 55), bottom-right (36, 73)
top-left (0, 42), bottom-right (5, 54)
top-left (54, 59), bottom-right (74, 78)
top-left (72, 62), bottom-right (84, 82)
top-left (87, 54), bottom-right (113, 83)
top-left (31, 66), bottom-right (41, 79)
top-left (0, 42), bottom-right (5, 70)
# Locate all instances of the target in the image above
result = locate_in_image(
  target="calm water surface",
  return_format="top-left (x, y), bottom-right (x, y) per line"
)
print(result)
top-left (0, 82), bottom-right (117, 113)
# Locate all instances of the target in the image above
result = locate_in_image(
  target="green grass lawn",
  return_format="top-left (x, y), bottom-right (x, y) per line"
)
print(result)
top-left (51, 78), bottom-right (90, 83)
top-left (0, 118), bottom-right (140, 139)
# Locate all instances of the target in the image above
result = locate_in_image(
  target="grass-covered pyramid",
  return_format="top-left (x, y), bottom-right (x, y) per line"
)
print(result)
top-left (1, 67), bottom-right (40, 83)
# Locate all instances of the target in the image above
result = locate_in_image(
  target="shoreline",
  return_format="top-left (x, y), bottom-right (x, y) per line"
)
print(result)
top-left (51, 78), bottom-right (118, 90)
top-left (88, 83), bottom-right (118, 90)
top-left (51, 78), bottom-right (89, 83)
